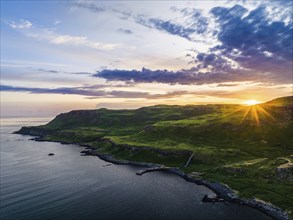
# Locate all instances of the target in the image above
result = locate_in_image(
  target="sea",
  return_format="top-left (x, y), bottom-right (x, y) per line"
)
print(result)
top-left (0, 117), bottom-right (273, 220)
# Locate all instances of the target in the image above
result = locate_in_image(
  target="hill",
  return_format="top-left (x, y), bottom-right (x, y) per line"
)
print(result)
top-left (17, 96), bottom-right (293, 216)
top-left (264, 96), bottom-right (293, 106)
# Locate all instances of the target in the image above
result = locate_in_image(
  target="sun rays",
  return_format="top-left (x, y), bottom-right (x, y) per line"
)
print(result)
top-left (242, 104), bottom-right (275, 126)
top-left (221, 102), bottom-right (275, 126)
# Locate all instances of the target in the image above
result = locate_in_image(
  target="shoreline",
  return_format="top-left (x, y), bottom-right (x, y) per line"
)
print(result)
top-left (23, 135), bottom-right (290, 220)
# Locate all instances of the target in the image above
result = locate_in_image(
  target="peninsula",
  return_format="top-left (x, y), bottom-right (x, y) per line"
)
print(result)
top-left (17, 96), bottom-right (293, 219)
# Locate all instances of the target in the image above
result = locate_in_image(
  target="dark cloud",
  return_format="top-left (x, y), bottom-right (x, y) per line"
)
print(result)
top-left (207, 4), bottom-right (293, 83)
top-left (195, 53), bottom-right (232, 71)
top-left (135, 17), bottom-right (194, 40)
top-left (71, 72), bottom-right (93, 75)
top-left (95, 68), bottom-right (184, 84)
top-left (0, 84), bottom-right (187, 99)
top-left (94, 67), bottom-right (260, 85)
top-left (134, 12), bottom-right (208, 40)
top-left (0, 85), bottom-right (106, 96)
top-left (117, 28), bottom-right (133, 34)
top-left (37, 68), bottom-right (58, 73)
top-left (36, 68), bottom-right (92, 75)
top-left (94, 62), bottom-right (291, 85)
top-left (173, 7), bottom-right (209, 34)
top-left (72, 1), bottom-right (134, 20)
top-left (211, 5), bottom-right (292, 61)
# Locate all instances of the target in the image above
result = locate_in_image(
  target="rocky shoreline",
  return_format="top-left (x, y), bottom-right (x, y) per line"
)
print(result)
top-left (19, 133), bottom-right (290, 220)
top-left (92, 152), bottom-right (290, 220)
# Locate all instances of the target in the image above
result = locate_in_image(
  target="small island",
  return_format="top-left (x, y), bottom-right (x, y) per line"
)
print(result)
top-left (16, 96), bottom-right (293, 220)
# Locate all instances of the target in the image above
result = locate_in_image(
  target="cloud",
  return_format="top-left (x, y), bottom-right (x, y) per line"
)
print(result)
top-left (9, 19), bottom-right (32, 29)
top-left (87, 90), bottom-right (188, 100)
top-left (211, 4), bottom-right (292, 61)
top-left (71, 1), bottom-right (209, 41)
top-left (94, 61), bottom-right (292, 85)
top-left (94, 68), bottom-right (191, 84)
top-left (1, 59), bottom-right (70, 68)
top-left (43, 32), bottom-right (119, 50)
top-left (7, 19), bottom-right (120, 50)
top-left (133, 9), bottom-right (210, 41)
top-left (205, 4), bottom-right (293, 83)
top-left (54, 19), bottom-right (61, 25)
top-left (37, 68), bottom-right (59, 73)
top-left (36, 68), bottom-right (92, 75)
top-left (135, 16), bottom-right (196, 40)
top-left (117, 28), bottom-right (133, 34)
top-left (138, 3), bottom-right (292, 84)
top-left (0, 84), bottom-right (187, 99)
top-left (71, 1), bottom-right (291, 86)
top-left (94, 66), bottom-right (272, 85)
top-left (1, 85), bottom-right (106, 97)
top-left (195, 53), bottom-right (237, 71)
top-left (50, 35), bottom-right (87, 45)
top-left (216, 83), bottom-right (241, 87)
top-left (71, 1), bottom-right (106, 13)
top-left (6, 2), bottom-right (292, 88)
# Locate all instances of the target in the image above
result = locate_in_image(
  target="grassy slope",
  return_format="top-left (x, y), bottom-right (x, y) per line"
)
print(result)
top-left (35, 97), bottom-right (293, 215)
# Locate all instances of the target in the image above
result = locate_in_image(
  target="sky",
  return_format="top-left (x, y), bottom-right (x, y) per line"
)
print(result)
top-left (1, 0), bottom-right (292, 117)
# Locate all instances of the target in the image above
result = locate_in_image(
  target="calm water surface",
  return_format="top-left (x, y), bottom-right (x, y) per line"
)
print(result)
top-left (0, 118), bottom-right (273, 220)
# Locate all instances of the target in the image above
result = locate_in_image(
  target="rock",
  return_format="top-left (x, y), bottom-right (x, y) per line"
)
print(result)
top-left (80, 150), bottom-right (93, 155)
top-left (102, 163), bottom-right (112, 167)
top-left (202, 195), bottom-right (224, 203)
top-left (275, 165), bottom-right (293, 181)
top-left (48, 153), bottom-right (54, 156)
top-left (189, 171), bottom-right (202, 177)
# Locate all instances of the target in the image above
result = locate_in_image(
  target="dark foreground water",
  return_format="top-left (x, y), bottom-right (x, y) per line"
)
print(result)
top-left (0, 118), bottom-right (273, 220)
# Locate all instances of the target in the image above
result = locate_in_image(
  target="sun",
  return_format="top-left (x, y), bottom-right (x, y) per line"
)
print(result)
top-left (243, 99), bottom-right (261, 106)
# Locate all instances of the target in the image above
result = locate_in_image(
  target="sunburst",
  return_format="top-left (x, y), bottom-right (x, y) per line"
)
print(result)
top-left (241, 105), bottom-right (275, 126)
top-left (243, 99), bottom-right (261, 106)
top-left (222, 100), bottom-right (275, 126)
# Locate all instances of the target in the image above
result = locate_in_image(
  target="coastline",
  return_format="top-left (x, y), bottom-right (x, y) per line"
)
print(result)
top-left (22, 134), bottom-right (290, 220)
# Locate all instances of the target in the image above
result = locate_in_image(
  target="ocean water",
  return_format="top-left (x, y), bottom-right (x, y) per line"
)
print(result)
top-left (0, 118), bottom-right (273, 220)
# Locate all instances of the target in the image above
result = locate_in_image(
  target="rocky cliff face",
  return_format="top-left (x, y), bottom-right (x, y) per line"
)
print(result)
top-left (16, 126), bottom-right (51, 137)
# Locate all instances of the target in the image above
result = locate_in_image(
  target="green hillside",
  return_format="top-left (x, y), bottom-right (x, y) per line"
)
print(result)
top-left (17, 96), bottom-right (293, 216)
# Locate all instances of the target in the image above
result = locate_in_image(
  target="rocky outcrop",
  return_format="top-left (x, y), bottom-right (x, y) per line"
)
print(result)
top-left (80, 150), bottom-right (94, 155)
top-left (275, 165), bottom-right (293, 181)
top-left (136, 166), bottom-right (167, 175)
top-left (202, 195), bottom-right (225, 203)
